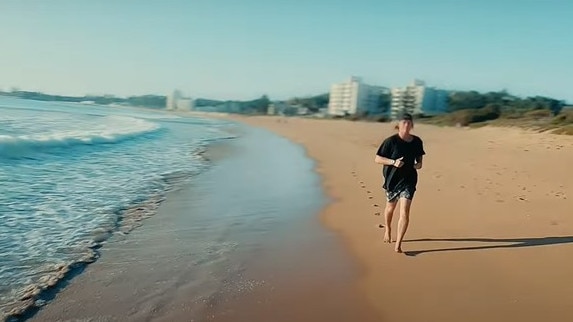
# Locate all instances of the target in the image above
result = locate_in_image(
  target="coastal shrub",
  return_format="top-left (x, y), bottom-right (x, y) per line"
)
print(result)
top-left (367, 114), bottom-right (389, 122)
top-left (551, 124), bottom-right (573, 135)
top-left (500, 110), bottom-right (524, 119)
top-left (346, 114), bottom-right (363, 121)
top-left (449, 104), bottom-right (501, 126)
top-left (523, 108), bottom-right (553, 119)
top-left (552, 109), bottom-right (573, 125)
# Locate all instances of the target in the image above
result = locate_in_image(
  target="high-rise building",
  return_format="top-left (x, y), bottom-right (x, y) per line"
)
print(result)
top-left (327, 77), bottom-right (389, 116)
top-left (166, 90), bottom-right (194, 111)
top-left (166, 90), bottom-right (182, 110)
top-left (390, 80), bottom-right (448, 119)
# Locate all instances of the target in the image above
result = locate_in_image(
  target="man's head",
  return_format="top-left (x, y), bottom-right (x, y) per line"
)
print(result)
top-left (397, 112), bottom-right (414, 134)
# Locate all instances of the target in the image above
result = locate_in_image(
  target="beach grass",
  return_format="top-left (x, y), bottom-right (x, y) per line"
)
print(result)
top-left (418, 108), bottom-right (573, 134)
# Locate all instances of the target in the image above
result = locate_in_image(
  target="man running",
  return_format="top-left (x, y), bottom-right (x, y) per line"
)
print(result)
top-left (374, 113), bottom-right (425, 253)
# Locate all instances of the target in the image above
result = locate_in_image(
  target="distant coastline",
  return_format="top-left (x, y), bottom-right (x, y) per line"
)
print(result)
top-left (2, 88), bottom-right (572, 135)
top-left (0, 91), bottom-right (167, 109)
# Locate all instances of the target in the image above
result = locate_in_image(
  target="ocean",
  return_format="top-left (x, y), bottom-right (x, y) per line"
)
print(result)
top-left (0, 96), bottom-right (235, 318)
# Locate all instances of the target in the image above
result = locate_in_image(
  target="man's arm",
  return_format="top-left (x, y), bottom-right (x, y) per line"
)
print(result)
top-left (375, 155), bottom-right (404, 167)
top-left (375, 155), bottom-right (396, 166)
top-left (375, 138), bottom-right (394, 166)
top-left (413, 137), bottom-right (426, 170)
top-left (375, 138), bottom-right (404, 167)
top-left (414, 155), bottom-right (423, 169)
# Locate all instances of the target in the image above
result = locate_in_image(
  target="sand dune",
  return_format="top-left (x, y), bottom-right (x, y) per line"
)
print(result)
top-left (229, 115), bottom-right (573, 322)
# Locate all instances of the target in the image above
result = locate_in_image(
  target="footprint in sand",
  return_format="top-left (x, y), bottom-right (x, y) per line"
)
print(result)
top-left (554, 191), bottom-right (567, 199)
top-left (374, 212), bottom-right (380, 216)
top-left (373, 204), bottom-right (379, 207)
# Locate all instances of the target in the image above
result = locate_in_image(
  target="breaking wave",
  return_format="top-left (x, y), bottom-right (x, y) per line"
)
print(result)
top-left (0, 116), bottom-right (160, 158)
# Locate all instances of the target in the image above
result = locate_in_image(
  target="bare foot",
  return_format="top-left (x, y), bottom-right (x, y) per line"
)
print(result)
top-left (395, 243), bottom-right (403, 253)
top-left (383, 230), bottom-right (392, 243)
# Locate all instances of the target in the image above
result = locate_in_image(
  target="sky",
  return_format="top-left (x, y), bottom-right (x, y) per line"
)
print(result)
top-left (0, 0), bottom-right (572, 102)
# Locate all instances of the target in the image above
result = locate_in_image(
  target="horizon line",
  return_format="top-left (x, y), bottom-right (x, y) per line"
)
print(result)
top-left (1, 87), bottom-right (571, 105)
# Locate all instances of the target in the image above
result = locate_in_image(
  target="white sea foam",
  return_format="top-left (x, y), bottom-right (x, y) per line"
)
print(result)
top-left (0, 115), bottom-right (160, 158)
top-left (0, 98), bottom-right (236, 317)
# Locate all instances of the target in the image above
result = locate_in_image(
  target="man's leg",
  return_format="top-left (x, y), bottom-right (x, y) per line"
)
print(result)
top-left (395, 197), bottom-right (412, 253)
top-left (383, 199), bottom-right (398, 243)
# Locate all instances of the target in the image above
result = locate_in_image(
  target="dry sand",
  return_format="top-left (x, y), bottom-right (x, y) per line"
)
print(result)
top-left (225, 115), bottom-right (573, 322)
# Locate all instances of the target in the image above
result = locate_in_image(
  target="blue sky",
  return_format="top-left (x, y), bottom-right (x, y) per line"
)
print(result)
top-left (1, 0), bottom-right (572, 102)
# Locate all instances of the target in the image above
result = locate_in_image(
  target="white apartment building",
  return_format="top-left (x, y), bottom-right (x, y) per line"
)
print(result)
top-left (176, 98), bottom-right (194, 111)
top-left (166, 89), bottom-right (194, 111)
top-left (166, 90), bottom-right (181, 111)
top-left (390, 80), bottom-right (448, 119)
top-left (328, 77), bottom-right (389, 116)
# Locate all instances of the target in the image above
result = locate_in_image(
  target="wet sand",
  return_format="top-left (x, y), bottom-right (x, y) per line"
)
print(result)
top-left (28, 122), bottom-right (380, 322)
top-left (226, 115), bottom-right (573, 322)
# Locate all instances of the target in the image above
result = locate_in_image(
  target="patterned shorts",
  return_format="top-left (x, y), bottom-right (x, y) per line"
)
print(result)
top-left (385, 187), bottom-right (415, 202)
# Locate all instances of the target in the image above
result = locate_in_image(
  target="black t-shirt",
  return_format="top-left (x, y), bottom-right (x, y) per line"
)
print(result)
top-left (376, 134), bottom-right (426, 192)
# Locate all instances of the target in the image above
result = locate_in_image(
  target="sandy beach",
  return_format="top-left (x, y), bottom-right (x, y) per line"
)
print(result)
top-left (25, 120), bottom-right (380, 322)
top-left (225, 115), bottom-right (573, 322)
top-left (20, 113), bottom-right (573, 322)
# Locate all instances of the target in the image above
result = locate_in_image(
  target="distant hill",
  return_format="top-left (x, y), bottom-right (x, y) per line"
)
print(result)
top-left (194, 98), bottom-right (225, 107)
top-left (1, 91), bottom-right (167, 109)
top-left (192, 95), bottom-right (270, 114)
top-left (283, 93), bottom-right (330, 113)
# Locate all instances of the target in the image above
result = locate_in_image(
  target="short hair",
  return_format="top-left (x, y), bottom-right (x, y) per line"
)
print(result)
top-left (394, 113), bottom-right (414, 130)
top-left (398, 112), bottom-right (413, 121)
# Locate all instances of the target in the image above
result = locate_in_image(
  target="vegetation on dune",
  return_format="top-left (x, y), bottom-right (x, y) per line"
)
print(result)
top-left (285, 93), bottom-right (330, 113)
top-left (416, 90), bottom-right (572, 134)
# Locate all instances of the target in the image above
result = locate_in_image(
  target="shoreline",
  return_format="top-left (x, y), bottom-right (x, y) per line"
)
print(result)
top-left (26, 119), bottom-right (379, 322)
top-left (2, 193), bottom-right (175, 321)
top-left (225, 114), bottom-right (573, 322)
top-left (1, 120), bottom-right (232, 321)
top-left (3, 158), bottom-right (207, 321)
top-left (202, 121), bottom-right (381, 322)
top-left (19, 131), bottom-right (239, 322)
